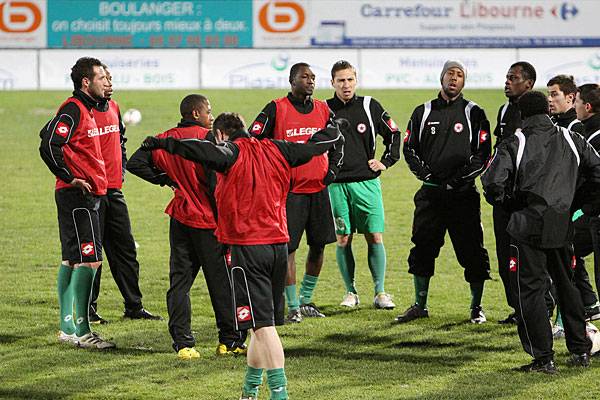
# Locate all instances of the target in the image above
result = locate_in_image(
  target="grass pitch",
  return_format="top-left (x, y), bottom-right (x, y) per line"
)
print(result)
top-left (1, 89), bottom-right (599, 399)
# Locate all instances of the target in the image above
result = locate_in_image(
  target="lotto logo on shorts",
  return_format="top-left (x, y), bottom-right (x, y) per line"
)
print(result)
top-left (81, 242), bottom-right (95, 256)
top-left (55, 122), bottom-right (70, 137)
top-left (236, 306), bottom-right (251, 322)
top-left (509, 257), bottom-right (518, 272)
top-left (479, 130), bottom-right (488, 144)
top-left (571, 256), bottom-right (577, 269)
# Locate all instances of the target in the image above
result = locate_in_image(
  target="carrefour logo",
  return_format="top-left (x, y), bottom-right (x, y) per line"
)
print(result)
top-left (551, 3), bottom-right (578, 20)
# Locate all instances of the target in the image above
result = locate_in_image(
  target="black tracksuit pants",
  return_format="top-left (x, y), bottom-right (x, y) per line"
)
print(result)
top-left (168, 218), bottom-right (245, 351)
top-left (510, 241), bottom-right (591, 361)
top-left (493, 206), bottom-right (516, 310)
top-left (408, 184), bottom-right (491, 283)
top-left (573, 216), bottom-right (600, 306)
top-left (91, 189), bottom-right (143, 313)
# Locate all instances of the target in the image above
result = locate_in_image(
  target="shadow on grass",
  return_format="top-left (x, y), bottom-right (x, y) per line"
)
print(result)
top-left (0, 334), bottom-right (25, 344)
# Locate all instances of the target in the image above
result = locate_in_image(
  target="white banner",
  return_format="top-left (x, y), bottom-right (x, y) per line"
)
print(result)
top-left (201, 49), bottom-right (359, 88)
top-left (0, 0), bottom-right (46, 48)
top-left (360, 49), bottom-right (515, 89)
top-left (0, 50), bottom-right (38, 89)
top-left (519, 48), bottom-right (600, 87)
top-left (307, 0), bottom-right (600, 48)
top-left (39, 49), bottom-right (200, 89)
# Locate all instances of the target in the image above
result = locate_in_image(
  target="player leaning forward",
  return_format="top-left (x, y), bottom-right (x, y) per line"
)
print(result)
top-left (39, 57), bottom-right (115, 349)
top-left (140, 113), bottom-right (343, 399)
top-left (398, 60), bottom-right (492, 324)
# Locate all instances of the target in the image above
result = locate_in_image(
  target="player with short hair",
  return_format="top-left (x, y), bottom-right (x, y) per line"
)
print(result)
top-left (126, 95), bottom-right (247, 359)
top-left (482, 90), bottom-right (600, 372)
top-left (399, 60), bottom-right (492, 324)
top-left (493, 61), bottom-right (536, 325)
top-left (326, 60), bottom-right (401, 309)
top-left (39, 57), bottom-right (114, 349)
top-left (139, 112), bottom-right (343, 400)
top-left (89, 64), bottom-right (162, 323)
top-left (547, 76), bottom-right (599, 337)
top-left (250, 63), bottom-right (343, 322)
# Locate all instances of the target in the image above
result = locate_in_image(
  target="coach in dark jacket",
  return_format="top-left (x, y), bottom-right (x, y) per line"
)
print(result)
top-left (482, 91), bottom-right (600, 373)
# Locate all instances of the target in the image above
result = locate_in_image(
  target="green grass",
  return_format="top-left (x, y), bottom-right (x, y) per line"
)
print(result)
top-left (1, 89), bottom-right (599, 399)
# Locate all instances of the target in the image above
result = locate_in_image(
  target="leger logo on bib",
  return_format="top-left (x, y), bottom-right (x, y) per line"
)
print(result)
top-left (236, 306), bottom-right (251, 322)
top-left (454, 123), bottom-right (464, 133)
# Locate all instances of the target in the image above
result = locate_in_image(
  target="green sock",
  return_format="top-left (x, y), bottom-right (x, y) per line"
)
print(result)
top-left (299, 274), bottom-right (319, 305)
top-left (72, 266), bottom-right (96, 336)
top-left (555, 308), bottom-right (563, 328)
top-left (242, 366), bottom-right (263, 398)
top-left (470, 281), bottom-right (485, 309)
top-left (336, 245), bottom-right (356, 293)
top-left (266, 368), bottom-right (288, 400)
top-left (367, 243), bottom-right (387, 295)
top-left (57, 264), bottom-right (75, 334)
top-left (285, 285), bottom-right (299, 311)
top-left (414, 275), bottom-right (430, 308)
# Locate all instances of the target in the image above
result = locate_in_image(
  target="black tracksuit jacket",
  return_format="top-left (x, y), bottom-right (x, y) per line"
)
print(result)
top-left (403, 92), bottom-right (491, 187)
top-left (326, 94), bottom-right (401, 182)
top-left (482, 114), bottom-right (600, 248)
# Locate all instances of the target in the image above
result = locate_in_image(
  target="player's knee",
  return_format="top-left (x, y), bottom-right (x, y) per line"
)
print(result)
top-left (365, 232), bottom-right (383, 244)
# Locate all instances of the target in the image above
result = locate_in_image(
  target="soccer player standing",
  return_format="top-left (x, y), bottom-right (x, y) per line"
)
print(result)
top-left (139, 112), bottom-right (343, 400)
top-left (250, 63), bottom-right (342, 322)
top-left (482, 91), bottom-right (600, 372)
top-left (326, 60), bottom-right (401, 309)
top-left (89, 64), bottom-right (161, 323)
top-left (39, 57), bottom-right (114, 349)
top-left (493, 62), bottom-right (536, 324)
top-left (399, 60), bottom-right (492, 324)
top-left (126, 95), bottom-right (247, 359)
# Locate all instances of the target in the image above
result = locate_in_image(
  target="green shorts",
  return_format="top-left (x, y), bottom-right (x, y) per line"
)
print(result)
top-left (329, 178), bottom-right (385, 235)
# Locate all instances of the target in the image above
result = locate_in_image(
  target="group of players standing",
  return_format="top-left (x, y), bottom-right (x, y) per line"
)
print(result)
top-left (39, 55), bottom-right (600, 399)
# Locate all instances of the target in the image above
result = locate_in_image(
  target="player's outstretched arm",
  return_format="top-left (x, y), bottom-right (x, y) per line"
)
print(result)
top-left (481, 139), bottom-right (515, 207)
top-left (141, 136), bottom-right (238, 173)
top-left (274, 120), bottom-right (344, 167)
top-left (126, 147), bottom-right (176, 188)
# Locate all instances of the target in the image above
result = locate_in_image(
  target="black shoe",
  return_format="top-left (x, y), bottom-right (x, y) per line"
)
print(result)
top-left (89, 311), bottom-right (108, 325)
top-left (566, 353), bottom-right (591, 368)
top-left (395, 304), bottom-right (429, 324)
top-left (498, 312), bottom-right (518, 325)
top-left (585, 305), bottom-right (600, 322)
top-left (516, 359), bottom-right (557, 374)
top-left (123, 308), bottom-right (163, 320)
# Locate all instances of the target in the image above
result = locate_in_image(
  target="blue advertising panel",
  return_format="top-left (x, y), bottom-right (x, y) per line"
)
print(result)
top-left (47, 0), bottom-right (252, 48)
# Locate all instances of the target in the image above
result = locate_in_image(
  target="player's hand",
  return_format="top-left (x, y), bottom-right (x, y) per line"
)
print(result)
top-left (573, 209), bottom-right (584, 222)
top-left (334, 117), bottom-right (351, 132)
top-left (70, 178), bottom-right (92, 193)
top-left (141, 136), bottom-right (161, 151)
top-left (368, 159), bottom-right (387, 172)
top-left (323, 169), bottom-right (336, 185)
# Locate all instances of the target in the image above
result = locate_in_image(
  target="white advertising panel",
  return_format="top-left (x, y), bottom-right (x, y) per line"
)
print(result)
top-left (252, 0), bottom-right (310, 48)
top-left (0, 0), bottom-right (46, 48)
top-left (0, 50), bottom-right (38, 89)
top-left (519, 48), bottom-right (600, 87)
top-left (201, 48), bottom-right (359, 88)
top-left (360, 49), bottom-right (515, 89)
top-left (39, 49), bottom-right (200, 89)
top-left (308, 0), bottom-right (600, 48)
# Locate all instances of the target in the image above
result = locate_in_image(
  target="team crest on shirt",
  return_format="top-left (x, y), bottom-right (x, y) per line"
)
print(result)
top-left (357, 123), bottom-right (367, 133)
top-left (236, 306), bottom-right (251, 322)
top-left (509, 257), bottom-right (518, 272)
top-left (55, 122), bottom-right (69, 137)
top-left (81, 242), bottom-right (95, 256)
top-left (454, 123), bottom-right (464, 133)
